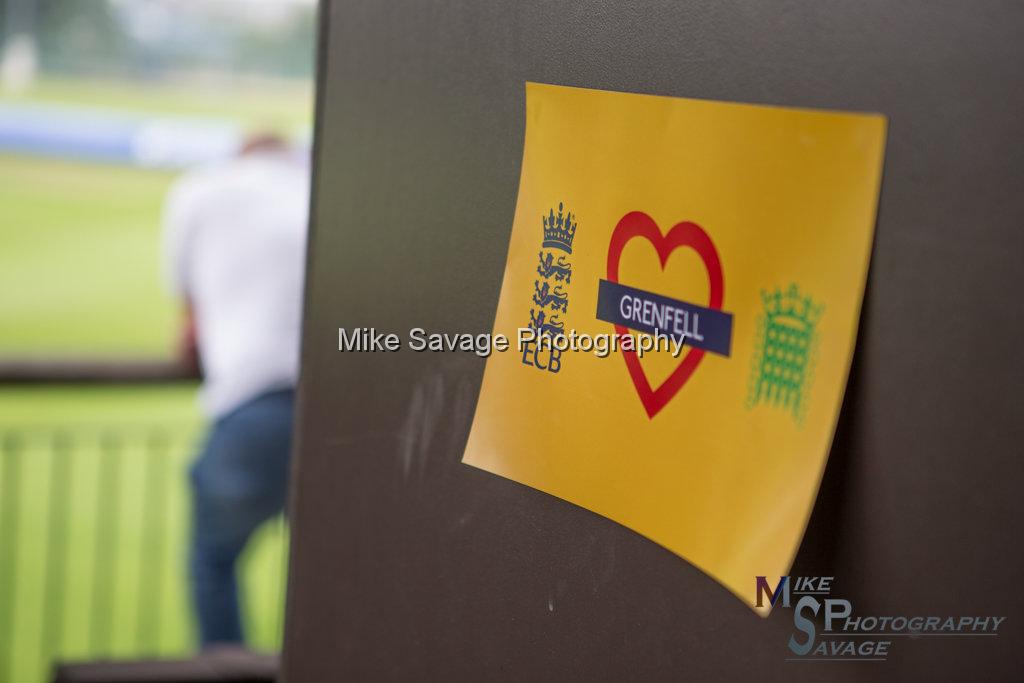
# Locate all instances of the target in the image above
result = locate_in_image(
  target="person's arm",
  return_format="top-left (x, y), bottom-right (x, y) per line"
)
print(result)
top-left (162, 179), bottom-right (201, 376)
top-left (177, 299), bottom-right (200, 376)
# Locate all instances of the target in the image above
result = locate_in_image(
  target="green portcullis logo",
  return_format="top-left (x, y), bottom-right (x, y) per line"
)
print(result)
top-left (747, 284), bottom-right (823, 423)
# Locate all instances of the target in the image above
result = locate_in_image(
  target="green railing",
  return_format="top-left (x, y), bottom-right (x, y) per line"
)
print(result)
top-left (0, 417), bottom-right (287, 682)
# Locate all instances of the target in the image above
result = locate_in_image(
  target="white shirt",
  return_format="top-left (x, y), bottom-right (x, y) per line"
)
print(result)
top-left (163, 149), bottom-right (310, 418)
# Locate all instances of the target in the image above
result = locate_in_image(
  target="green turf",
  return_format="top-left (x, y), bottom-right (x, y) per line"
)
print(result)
top-left (0, 154), bottom-right (179, 357)
top-left (0, 76), bottom-right (310, 682)
top-left (0, 387), bottom-right (288, 682)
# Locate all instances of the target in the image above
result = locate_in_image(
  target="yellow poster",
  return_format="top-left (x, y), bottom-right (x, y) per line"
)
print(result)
top-left (462, 82), bottom-right (886, 613)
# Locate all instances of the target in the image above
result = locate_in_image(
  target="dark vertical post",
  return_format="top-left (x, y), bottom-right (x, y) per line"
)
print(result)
top-left (286, 2), bottom-right (1024, 679)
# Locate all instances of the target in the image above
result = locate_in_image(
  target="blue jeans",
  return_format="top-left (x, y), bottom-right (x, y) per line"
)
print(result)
top-left (189, 388), bottom-right (294, 647)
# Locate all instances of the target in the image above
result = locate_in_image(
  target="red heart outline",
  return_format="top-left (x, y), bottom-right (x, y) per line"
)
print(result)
top-left (606, 211), bottom-right (724, 418)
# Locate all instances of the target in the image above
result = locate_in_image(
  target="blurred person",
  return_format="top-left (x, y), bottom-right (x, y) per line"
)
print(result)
top-left (163, 133), bottom-right (309, 647)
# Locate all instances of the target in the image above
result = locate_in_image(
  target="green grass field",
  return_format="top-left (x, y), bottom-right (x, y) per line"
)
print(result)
top-left (5, 76), bottom-right (313, 132)
top-left (0, 77), bottom-right (311, 682)
top-left (0, 387), bottom-right (288, 682)
top-left (0, 154), bottom-right (179, 356)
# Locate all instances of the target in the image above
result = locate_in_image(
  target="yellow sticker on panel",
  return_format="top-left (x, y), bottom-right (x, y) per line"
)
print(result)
top-left (462, 82), bottom-right (886, 614)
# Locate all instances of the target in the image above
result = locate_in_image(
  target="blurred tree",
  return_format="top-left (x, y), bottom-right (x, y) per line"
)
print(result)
top-left (0, 0), bottom-right (315, 83)
top-left (1, 0), bottom-right (38, 90)
top-left (34, 0), bottom-right (128, 76)
top-left (235, 8), bottom-right (316, 78)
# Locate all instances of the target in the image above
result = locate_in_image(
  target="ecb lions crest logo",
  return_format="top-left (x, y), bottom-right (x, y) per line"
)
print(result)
top-left (521, 202), bottom-right (577, 373)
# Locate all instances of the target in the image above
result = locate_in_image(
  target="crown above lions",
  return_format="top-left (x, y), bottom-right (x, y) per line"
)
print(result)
top-left (542, 203), bottom-right (577, 254)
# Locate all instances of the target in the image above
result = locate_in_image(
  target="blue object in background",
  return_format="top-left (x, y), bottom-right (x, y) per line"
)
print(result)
top-left (0, 102), bottom-right (243, 168)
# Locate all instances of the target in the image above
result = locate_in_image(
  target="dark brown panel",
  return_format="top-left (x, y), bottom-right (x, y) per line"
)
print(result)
top-left (284, 1), bottom-right (1024, 679)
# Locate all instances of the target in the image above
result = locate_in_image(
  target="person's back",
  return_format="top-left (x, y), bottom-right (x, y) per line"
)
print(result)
top-left (164, 145), bottom-right (309, 417)
top-left (163, 138), bottom-right (309, 648)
